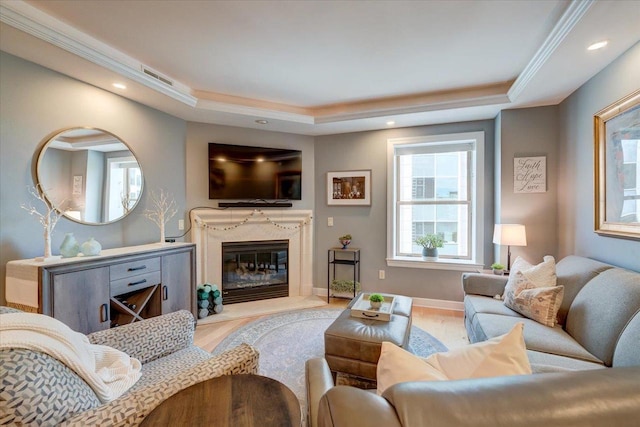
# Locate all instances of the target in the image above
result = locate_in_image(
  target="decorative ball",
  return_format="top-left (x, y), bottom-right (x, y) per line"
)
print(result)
top-left (210, 284), bottom-right (218, 291)
top-left (212, 289), bottom-right (221, 298)
top-left (213, 296), bottom-right (222, 305)
top-left (203, 284), bottom-right (212, 293)
top-left (213, 304), bottom-right (223, 314)
top-left (198, 308), bottom-right (209, 319)
top-left (199, 299), bottom-right (209, 309)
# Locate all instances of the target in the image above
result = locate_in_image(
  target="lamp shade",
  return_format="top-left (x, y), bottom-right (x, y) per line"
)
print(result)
top-left (493, 224), bottom-right (527, 246)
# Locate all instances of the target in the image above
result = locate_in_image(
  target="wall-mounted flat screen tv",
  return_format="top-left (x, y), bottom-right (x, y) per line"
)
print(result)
top-left (209, 143), bottom-right (302, 200)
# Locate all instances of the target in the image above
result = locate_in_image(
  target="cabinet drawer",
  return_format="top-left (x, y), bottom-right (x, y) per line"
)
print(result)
top-left (110, 271), bottom-right (161, 296)
top-left (110, 257), bottom-right (160, 281)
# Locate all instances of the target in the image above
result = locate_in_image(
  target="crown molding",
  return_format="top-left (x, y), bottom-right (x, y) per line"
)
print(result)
top-left (314, 84), bottom-right (512, 124)
top-left (1, 0), bottom-right (594, 128)
top-left (196, 98), bottom-right (315, 124)
top-left (0, 1), bottom-right (198, 107)
top-left (508, 0), bottom-right (594, 102)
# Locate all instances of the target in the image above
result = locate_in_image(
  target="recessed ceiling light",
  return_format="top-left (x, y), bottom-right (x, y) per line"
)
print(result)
top-left (387, 121), bottom-right (396, 126)
top-left (112, 83), bottom-right (126, 89)
top-left (587, 40), bottom-right (608, 51)
top-left (255, 119), bottom-right (269, 125)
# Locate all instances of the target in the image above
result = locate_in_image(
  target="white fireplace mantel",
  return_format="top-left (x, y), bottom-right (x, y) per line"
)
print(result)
top-left (190, 209), bottom-right (314, 298)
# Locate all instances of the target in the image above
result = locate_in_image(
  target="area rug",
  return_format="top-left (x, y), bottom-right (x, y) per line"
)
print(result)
top-left (212, 308), bottom-right (447, 424)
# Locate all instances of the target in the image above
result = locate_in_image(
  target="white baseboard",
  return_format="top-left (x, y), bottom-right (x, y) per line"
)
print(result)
top-left (312, 287), bottom-right (464, 311)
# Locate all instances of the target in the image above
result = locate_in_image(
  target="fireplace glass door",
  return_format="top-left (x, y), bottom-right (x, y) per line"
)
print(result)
top-left (221, 240), bottom-right (289, 304)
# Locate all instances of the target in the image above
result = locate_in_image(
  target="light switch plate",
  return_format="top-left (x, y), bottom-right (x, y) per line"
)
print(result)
top-left (328, 217), bottom-right (334, 226)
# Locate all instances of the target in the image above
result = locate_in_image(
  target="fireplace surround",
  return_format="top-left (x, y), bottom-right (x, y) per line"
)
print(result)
top-left (190, 209), bottom-right (313, 303)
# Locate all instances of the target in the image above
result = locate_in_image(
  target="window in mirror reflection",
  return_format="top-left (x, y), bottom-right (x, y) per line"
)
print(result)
top-left (106, 156), bottom-right (142, 221)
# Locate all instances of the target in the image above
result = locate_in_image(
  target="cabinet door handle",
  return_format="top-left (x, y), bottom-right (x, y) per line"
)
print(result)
top-left (128, 265), bottom-right (147, 272)
top-left (163, 285), bottom-right (168, 300)
top-left (100, 303), bottom-right (109, 323)
top-left (128, 279), bottom-right (147, 287)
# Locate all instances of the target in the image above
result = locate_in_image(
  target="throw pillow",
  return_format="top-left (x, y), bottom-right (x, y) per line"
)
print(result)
top-left (505, 272), bottom-right (565, 327)
top-left (503, 255), bottom-right (557, 305)
top-left (376, 323), bottom-right (531, 395)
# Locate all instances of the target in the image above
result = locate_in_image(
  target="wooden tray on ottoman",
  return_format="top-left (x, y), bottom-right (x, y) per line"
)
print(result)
top-left (350, 293), bottom-right (396, 322)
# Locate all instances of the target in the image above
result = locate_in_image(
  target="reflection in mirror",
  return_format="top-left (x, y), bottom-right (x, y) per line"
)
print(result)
top-left (36, 128), bottom-right (143, 225)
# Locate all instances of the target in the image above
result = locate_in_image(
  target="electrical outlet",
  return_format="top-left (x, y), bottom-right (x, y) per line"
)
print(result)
top-left (379, 270), bottom-right (385, 279)
top-left (178, 219), bottom-right (184, 230)
top-left (328, 217), bottom-right (334, 227)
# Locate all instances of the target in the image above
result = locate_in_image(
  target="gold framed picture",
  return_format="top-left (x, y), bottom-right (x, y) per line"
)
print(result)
top-left (594, 89), bottom-right (640, 240)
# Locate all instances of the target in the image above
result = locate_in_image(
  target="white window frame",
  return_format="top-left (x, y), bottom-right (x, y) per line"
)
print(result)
top-left (386, 132), bottom-right (485, 271)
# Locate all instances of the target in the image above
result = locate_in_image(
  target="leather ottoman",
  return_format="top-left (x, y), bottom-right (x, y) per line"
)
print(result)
top-left (324, 294), bottom-right (412, 381)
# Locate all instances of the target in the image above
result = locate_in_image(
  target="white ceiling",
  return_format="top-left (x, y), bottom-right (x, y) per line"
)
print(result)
top-left (1, 0), bottom-right (639, 135)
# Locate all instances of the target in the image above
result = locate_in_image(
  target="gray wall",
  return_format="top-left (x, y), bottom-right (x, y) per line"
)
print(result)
top-left (314, 120), bottom-right (495, 303)
top-left (0, 52), bottom-right (187, 305)
top-left (185, 122), bottom-right (315, 210)
top-left (495, 106), bottom-right (559, 266)
top-left (557, 42), bottom-right (640, 271)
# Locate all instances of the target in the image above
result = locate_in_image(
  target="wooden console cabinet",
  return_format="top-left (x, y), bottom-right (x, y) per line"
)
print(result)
top-left (5, 243), bottom-right (196, 335)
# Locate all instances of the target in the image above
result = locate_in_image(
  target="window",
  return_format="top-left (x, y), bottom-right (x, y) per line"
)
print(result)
top-left (387, 132), bottom-right (484, 269)
top-left (105, 156), bottom-right (142, 221)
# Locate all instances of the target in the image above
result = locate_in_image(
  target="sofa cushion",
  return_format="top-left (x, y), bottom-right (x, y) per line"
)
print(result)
top-left (377, 324), bottom-right (531, 395)
top-left (566, 268), bottom-right (640, 367)
top-left (472, 313), bottom-right (602, 364)
top-left (613, 311), bottom-right (640, 367)
top-left (504, 272), bottom-right (564, 327)
top-left (503, 256), bottom-right (557, 299)
top-left (464, 295), bottom-right (522, 323)
top-left (555, 256), bottom-right (613, 325)
top-left (0, 349), bottom-right (101, 426)
top-left (527, 350), bottom-right (605, 372)
top-left (130, 345), bottom-right (212, 391)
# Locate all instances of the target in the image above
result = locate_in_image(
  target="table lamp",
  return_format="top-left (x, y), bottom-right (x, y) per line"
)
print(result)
top-left (493, 224), bottom-right (527, 271)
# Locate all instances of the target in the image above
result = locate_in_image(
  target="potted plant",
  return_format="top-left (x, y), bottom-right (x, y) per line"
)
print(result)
top-left (368, 293), bottom-right (385, 309)
top-left (339, 234), bottom-right (352, 249)
top-left (491, 262), bottom-right (506, 275)
top-left (415, 233), bottom-right (445, 259)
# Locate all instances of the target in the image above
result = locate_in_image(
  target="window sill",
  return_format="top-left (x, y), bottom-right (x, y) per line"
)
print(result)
top-left (386, 257), bottom-right (483, 272)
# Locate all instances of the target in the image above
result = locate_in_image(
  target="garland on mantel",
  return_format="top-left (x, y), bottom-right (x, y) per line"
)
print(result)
top-left (194, 209), bottom-right (313, 231)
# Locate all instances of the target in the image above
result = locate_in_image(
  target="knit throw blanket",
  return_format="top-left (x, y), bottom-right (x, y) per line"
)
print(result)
top-left (0, 312), bottom-right (141, 403)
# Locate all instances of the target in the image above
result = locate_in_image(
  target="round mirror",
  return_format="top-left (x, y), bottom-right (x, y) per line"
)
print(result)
top-left (36, 127), bottom-right (144, 225)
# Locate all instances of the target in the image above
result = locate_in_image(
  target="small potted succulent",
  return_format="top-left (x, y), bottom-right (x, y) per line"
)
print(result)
top-left (415, 233), bottom-right (445, 259)
top-left (339, 234), bottom-right (352, 249)
top-left (368, 293), bottom-right (385, 309)
top-left (491, 262), bottom-right (506, 275)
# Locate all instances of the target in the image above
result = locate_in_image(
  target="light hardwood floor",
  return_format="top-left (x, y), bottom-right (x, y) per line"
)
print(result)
top-left (194, 298), bottom-right (469, 352)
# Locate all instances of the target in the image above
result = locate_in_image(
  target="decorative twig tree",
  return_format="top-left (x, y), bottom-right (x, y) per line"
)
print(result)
top-left (144, 189), bottom-right (177, 243)
top-left (21, 184), bottom-right (65, 259)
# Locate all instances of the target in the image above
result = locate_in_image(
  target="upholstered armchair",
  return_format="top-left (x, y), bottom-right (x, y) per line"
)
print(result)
top-left (0, 307), bottom-right (259, 426)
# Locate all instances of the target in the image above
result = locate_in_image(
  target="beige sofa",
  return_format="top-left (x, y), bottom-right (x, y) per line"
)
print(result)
top-left (0, 308), bottom-right (259, 426)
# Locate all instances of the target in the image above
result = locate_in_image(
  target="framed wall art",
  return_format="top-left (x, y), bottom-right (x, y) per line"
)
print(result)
top-left (327, 170), bottom-right (371, 206)
top-left (594, 89), bottom-right (640, 240)
top-left (514, 156), bottom-right (546, 193)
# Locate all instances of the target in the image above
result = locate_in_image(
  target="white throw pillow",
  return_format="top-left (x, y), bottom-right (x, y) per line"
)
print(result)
top-left (503, 255), bottom-right (557, 304)
top-left (505, 272), bottom-right (564, 327)
top-left (376, 323), bottom-right (531, 395)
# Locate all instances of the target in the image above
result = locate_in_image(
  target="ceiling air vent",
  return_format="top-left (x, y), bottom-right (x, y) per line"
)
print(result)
top-left (141, 66), bottom-right (174, 87)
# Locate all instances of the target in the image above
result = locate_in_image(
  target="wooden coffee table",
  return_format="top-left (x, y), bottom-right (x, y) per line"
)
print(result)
top-left (141, 374), bottom-right (301, 426)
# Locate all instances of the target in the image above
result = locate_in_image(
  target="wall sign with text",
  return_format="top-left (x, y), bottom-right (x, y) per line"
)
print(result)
top-left (514, 156), bottom-right (546, 193)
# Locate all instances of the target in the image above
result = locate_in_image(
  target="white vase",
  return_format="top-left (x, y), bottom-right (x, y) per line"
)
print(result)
top-left (59, 233), bottom-right (80, 258)
top-left (81, 238), bottom-right (102, 256)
